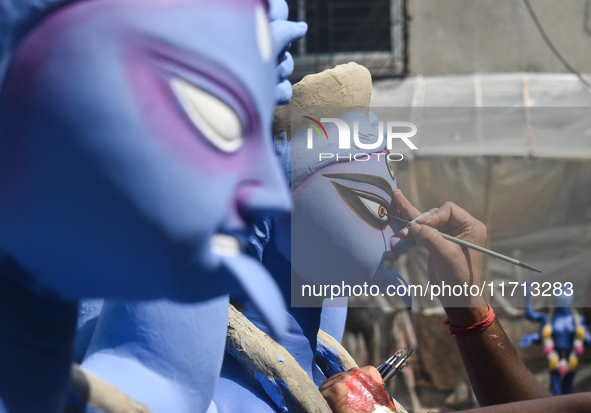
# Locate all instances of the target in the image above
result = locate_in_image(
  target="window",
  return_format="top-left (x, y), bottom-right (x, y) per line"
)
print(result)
top-left (287, 0), bottom-right (406, 79)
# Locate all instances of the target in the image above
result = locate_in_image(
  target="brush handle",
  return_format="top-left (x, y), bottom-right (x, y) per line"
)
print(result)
top-left (439, 233), bottom-right (541, 273)
top-left (387, 213), bottom-right (541, 273)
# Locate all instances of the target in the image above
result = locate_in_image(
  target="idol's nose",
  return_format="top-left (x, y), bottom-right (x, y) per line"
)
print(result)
top-left (389, 235), bottom-right (401, 253)
top-left (234, 167), bottom-right (290, 229)
top-left (238, 127), bottom-right (290, 222)
top-left (389, 234), bottom-right (416, 254)
top-left (236, 180), bottom-right (290, 221)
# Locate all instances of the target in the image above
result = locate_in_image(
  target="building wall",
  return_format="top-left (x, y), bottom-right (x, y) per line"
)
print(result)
top-left (408, 0), bottom-right (591, 75)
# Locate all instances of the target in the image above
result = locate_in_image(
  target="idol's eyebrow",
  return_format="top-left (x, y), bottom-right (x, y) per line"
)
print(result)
top-left (322, 173), bottom-right (394, 197)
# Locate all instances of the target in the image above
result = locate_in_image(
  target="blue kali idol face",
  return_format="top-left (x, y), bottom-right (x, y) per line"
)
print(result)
top-left (0, 0), bottom-right (289, 331)
top-left (291, 149), bottom-right (415, 307)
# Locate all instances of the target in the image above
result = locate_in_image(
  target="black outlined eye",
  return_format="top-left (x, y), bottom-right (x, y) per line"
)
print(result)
top-left (330, 181), bottom-right (391, 230)
top-left (359, 197), bottom-right (389, 221)
top-left (170, 77), bottom-right (243, 152)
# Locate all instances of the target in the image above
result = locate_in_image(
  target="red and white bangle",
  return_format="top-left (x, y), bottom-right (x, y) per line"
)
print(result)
top-left (443, 304), bottom-right (495, 337)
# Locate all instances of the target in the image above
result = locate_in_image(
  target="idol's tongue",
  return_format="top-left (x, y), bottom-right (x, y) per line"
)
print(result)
top-left (372, 251), bottom-right (412, 310)
top-left (219, 253), bottom-right (287, 339)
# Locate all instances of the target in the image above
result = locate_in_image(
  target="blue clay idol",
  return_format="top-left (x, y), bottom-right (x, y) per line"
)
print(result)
top-left (214, 63), bottom-right (415, 413)
top-left (268, 0), bottom-right (307, 105)
top-left (520, 283), bottom-right (591, 395)
top-left (73, 1), bottom-right (308, 412)
top-left (0, 0), bottom-right (293, 411)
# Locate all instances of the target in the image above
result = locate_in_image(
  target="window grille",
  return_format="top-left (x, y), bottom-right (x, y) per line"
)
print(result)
top-left (287, 0), bottom-right (407, 80)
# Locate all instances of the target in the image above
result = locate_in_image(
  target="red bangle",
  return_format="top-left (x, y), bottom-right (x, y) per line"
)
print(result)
top-left (443, 304), bottom-right (495, 337)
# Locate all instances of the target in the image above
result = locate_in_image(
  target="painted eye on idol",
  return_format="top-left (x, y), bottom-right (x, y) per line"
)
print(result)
top-left (170, 77), bottom-right (244, 153)
top-left (329, 181), bottom-right (390, 231)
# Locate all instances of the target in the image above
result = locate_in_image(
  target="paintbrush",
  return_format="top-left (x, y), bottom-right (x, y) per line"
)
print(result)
top-left (382, 348), bottom-right (413, 382)
top-left (377, 348), bottom-right (404, 375)
top-left (387, 214), bottom-right (542, 273)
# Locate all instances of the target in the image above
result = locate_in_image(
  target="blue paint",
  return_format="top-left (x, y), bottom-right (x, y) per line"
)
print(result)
top-left (316, 338), bottom-right (347, 378)
top-left (277, 355), bottom-right (285, 362)
top-left (0, 1), bottom-right (73, 85)
top-left (255, 373), bottom-right (288, 413)
top-left (73, 300), bottom-right (104, 363)
top-left (320, 301), bottom-right (348, 342)
top-left (268, 0), bottom-right (307, 105)
top-left (82, 298), bottom-right (230, 412)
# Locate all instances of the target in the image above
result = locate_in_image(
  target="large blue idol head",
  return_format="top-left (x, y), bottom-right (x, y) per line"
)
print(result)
top-left (0, 0), bottom-right (289, 334)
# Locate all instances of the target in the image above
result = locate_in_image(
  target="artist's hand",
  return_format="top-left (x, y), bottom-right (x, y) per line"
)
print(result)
top-left (393, 190), bottom-right (488, 324)
top-left (319, 367), bottom-right (396, 413)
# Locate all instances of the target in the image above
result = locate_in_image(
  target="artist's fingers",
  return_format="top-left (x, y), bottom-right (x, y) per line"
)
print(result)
top-left (319, 378), bottom-right (349, 413)
top-left (392, 190), bottom-right (422, 221)
top-left (320, 367), bottom-right (397, 413)
top-left (408, 222), bottom-right (459, 259)
top-left (424, 207), bottom-right (439, 216)
top-left (396, 207), bottom-right (438, 240)
top-left (358, 366), bottom-right (384, 384)
top-left (320, 367), bottom-right (383, 393)
top-left (319, 372), bottom-right (344, 392)
top-left (320, 367), bottom-right (367, 413)
top-left (416, 202), bottom-right (484, 237)
top-left (320, 368), bottom-right (358, 392)
top-left (392, 189), bottom-right (424, 240)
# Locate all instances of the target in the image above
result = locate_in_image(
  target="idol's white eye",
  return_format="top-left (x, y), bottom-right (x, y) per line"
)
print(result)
top-left (255, 4), bottom-right (272, 63)
top-left (359, 197), bottom-right (389, 223)
top-left (170, 77), bottom-right (243, 152)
